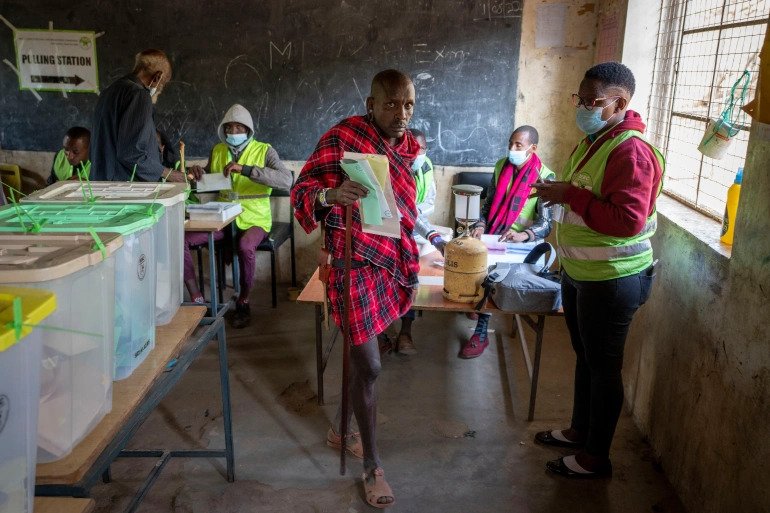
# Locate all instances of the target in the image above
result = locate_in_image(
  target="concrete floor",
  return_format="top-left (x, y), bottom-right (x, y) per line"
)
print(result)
top-left (90, 288), bottom-right (687, 513)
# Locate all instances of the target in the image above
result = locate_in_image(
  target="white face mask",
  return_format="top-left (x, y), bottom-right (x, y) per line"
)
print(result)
top-left (412, 154), bottom-right (427, 171)
top-left (508, 145), bottom-right (531, 166)
top-left (148, 72), bottom-right (163, 97)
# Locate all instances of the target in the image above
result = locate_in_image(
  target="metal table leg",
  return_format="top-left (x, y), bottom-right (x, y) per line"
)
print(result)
top-left (231, 221), bottom-right (241, 300)
top-left (527, 315), bottom-right (546, 421)
top-left (315, 304), bottom-right (324, 405)
top-left (208, 232), bottom-right (219, 316)
top-left (217, 321), bottom-right (235, 482)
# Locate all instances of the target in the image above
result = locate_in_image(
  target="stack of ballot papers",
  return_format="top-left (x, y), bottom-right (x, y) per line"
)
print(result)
top-left (195, 173), bottom-right (232, 192)
top-left (187, 201), bottom-right (242, 221)
top-left (339, 152), bottom-right (401, 239)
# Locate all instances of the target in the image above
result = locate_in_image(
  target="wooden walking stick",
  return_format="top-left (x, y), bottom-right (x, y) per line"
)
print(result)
top-left (340, 203), bottom-right (353, 475)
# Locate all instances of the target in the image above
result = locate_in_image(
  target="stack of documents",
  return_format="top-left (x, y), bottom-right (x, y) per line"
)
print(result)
top-left (195, 173), bottom-right (232, 193)
top-left (187, 202), bottom-right (242, 222)
top-left (339, 152), bottom-right (401, 239)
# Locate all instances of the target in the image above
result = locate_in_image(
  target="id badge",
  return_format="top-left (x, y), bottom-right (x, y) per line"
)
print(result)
top-left (552, 204), bottom-right (565, 223)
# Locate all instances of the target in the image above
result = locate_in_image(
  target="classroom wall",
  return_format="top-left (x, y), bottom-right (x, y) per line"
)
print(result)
top-left (514, 0), bottom-right (598, 171)
top-left (624, 121), bottom-right (770, 513)
top-left (614, 1), bottom-right (770, 510)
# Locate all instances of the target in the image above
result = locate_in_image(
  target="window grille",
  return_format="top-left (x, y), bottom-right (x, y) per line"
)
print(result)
top-left (647, 0), bottom-right (768, 218)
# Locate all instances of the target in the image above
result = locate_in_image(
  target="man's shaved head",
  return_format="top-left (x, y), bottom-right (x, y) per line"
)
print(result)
top-left (366, 69), bottom-right (415, 143)
top-left (370, 69), bottom-right (413, 96)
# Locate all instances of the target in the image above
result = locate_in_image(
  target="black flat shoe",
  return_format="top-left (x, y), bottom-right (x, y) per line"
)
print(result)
top-left (545, 456), bottom-right (612, 479)
top-left (534, 430), bottom-right (584, 448)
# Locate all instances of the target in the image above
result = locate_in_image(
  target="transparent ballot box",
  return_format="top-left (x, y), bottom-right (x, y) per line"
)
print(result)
top-left (0, 287), bottom-right (55, 512)
top-left (0, 233), bottom-right (122, 462)
top-left (0, 203), bottom-right (163, 381)
top-left (24, 181), bottom-right (188, 325)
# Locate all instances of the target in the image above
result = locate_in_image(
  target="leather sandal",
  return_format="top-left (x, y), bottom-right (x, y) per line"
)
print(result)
top-left (397, 333), bottom-right (417, 355)
top-left (534, 430), bottom-right (584, 448)
top-left (363, 467), bottom-right (395, 508)
top-left (326, 428), bottom-right (363, 459)
top-left (546, 456), bottom-right (612, 479)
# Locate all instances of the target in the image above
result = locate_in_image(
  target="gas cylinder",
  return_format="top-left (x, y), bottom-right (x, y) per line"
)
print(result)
top-left (443, 235), bottom-right (488, 303)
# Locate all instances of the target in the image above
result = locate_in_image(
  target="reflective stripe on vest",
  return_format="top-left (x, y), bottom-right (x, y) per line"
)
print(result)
top-left (211, 140), bottom-right (272, 232)
top-left (492, 158), bottom-right (555, 232)
top-left (53, 150), bottom-right (91, 181)
top-left (414, 157), bottom-right (434, 205)
top-left (556, 131), bottom-right (665, 281)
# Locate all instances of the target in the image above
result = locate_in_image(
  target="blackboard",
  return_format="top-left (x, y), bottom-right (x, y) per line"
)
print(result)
top-left (0, 0), bottom-right (523, 165)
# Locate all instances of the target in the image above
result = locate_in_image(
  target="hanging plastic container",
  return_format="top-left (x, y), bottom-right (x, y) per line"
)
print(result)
top-left (0, 287), bottom-right (56, 513)
top-left (698, 70), bottom-right (751, 160)
top-left (24, 181), bottom-right (188, 325)
top-left (0, 202), bottom-right (163, 381)
top-left (0, 233), bottom-right (121, 462)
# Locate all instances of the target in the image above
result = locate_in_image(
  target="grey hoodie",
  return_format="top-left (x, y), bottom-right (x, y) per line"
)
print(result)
top-left (213, 103), bottom-right (293, 190)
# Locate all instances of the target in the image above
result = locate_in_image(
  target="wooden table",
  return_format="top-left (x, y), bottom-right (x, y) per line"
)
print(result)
top-left (36, 306), bottom-right (235, 513)
top-left (184, 213), bottom-right (241, 317)
top-left (34, 497), bottom-right (95, 513)
top-left (297, 250), bottom-right (563, 421)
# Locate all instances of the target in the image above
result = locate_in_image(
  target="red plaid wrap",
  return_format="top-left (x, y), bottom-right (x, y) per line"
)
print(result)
top-left (292, 115), bottom-right (421, 345)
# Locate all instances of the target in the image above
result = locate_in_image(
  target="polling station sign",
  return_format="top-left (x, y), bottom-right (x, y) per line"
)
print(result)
top-left (14, 29), bottom-right (98, 93)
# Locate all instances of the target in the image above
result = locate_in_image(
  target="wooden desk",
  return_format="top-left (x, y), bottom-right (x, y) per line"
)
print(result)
top-left (184, 213), bottom-right (241, 317)
top-left (36, 306), bottom-right (235, 513)
top-left (297, 251), bottom-right (563, 421)
top-left (34, 497), bottom-right (95, 513)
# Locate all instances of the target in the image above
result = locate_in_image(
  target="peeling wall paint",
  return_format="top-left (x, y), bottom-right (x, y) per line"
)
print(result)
top-left (515, 0), bottom-right (598, 174)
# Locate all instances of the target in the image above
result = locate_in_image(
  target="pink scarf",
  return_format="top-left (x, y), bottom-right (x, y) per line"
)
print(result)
top-left (487, 153), bottom-right (542, 235)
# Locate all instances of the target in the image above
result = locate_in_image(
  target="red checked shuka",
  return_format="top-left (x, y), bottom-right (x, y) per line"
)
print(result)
top-left (292, 115), bottom-right (421, 345)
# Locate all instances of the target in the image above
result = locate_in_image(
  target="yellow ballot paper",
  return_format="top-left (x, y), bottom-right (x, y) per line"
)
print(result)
top-left (342, 152), bottom-right (401, 238)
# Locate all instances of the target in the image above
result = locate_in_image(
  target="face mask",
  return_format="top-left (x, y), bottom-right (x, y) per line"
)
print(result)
top-left (226, 133), bottom-right (248, 146)
top-left (507, 146), bottom-right (531, 166)
top-left (412, 154), bottom-right (427, 171)
top-left (148, 72), bottom-right (163, 97)
top-left (575, 99), bottom-right (617, 135)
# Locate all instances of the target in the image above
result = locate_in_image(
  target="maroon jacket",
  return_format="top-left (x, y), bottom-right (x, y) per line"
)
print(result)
top-left (563, 110), bottom-right (663, 238)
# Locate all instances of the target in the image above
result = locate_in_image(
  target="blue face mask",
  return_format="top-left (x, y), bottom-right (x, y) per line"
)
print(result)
top-left (226, 133), bottom-right (248, 146)
top-left (412, 154), bottom-right (427, 171)
top-left (507, 146), bottom-right (531, 167)
top-left (575, 99), bottom-right (617, 135)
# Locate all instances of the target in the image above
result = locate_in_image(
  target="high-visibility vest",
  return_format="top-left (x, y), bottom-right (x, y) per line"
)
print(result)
top-left (414, 157), bottom-right (434, 205)
top-left (556, 130), bottom-right (665, 281)
top-left (53, 150), bottom-right (91, 181)
top-left (492, 158), bottom-right (555, 231)
top-left (210, 140), bottom-right (272, 232)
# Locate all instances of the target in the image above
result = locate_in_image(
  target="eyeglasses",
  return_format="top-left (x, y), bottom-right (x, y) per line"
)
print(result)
top-left (571, 94), bottom-right (620, 110)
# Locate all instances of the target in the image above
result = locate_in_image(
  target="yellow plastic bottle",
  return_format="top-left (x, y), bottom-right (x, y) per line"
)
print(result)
top-left (720, 167), bottom-right (743, 245)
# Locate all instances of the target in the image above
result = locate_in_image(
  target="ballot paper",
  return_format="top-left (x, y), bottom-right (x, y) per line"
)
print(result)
top-left (339, 159), bottom-right (392, 224)
top-left (195, 173), bottom-right (232, 193)
top-left (341, 152), bottom-right (401, 238)
top-left (187, 201), bottom-right (242, 221)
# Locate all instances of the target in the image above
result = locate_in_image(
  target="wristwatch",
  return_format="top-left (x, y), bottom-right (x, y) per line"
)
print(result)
top-left (318, 188), bottom-right (332, 208)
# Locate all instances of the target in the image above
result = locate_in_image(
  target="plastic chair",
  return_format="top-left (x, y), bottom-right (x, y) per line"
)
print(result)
top-left (257, 186), bottom-right (297, 308)
top-left (0, 164), bottom-right (22, 201)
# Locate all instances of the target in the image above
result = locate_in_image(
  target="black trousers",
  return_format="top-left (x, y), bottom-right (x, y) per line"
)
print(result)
top-left (561, 266), bottom-right (655, 459)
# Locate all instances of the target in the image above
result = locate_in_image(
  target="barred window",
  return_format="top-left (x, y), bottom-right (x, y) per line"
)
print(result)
top-left (647, 0), bottom-right (768, 219)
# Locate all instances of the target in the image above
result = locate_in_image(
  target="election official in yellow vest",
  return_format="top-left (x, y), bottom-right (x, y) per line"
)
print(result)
top-left (48, 127), bottom-right (91, 185)
top-left (531, 62), bottom-right (664, 479)
top-left (464, 125), bottom-right (555, 360)
top-left (185, 104), bottom-right (293, 328)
